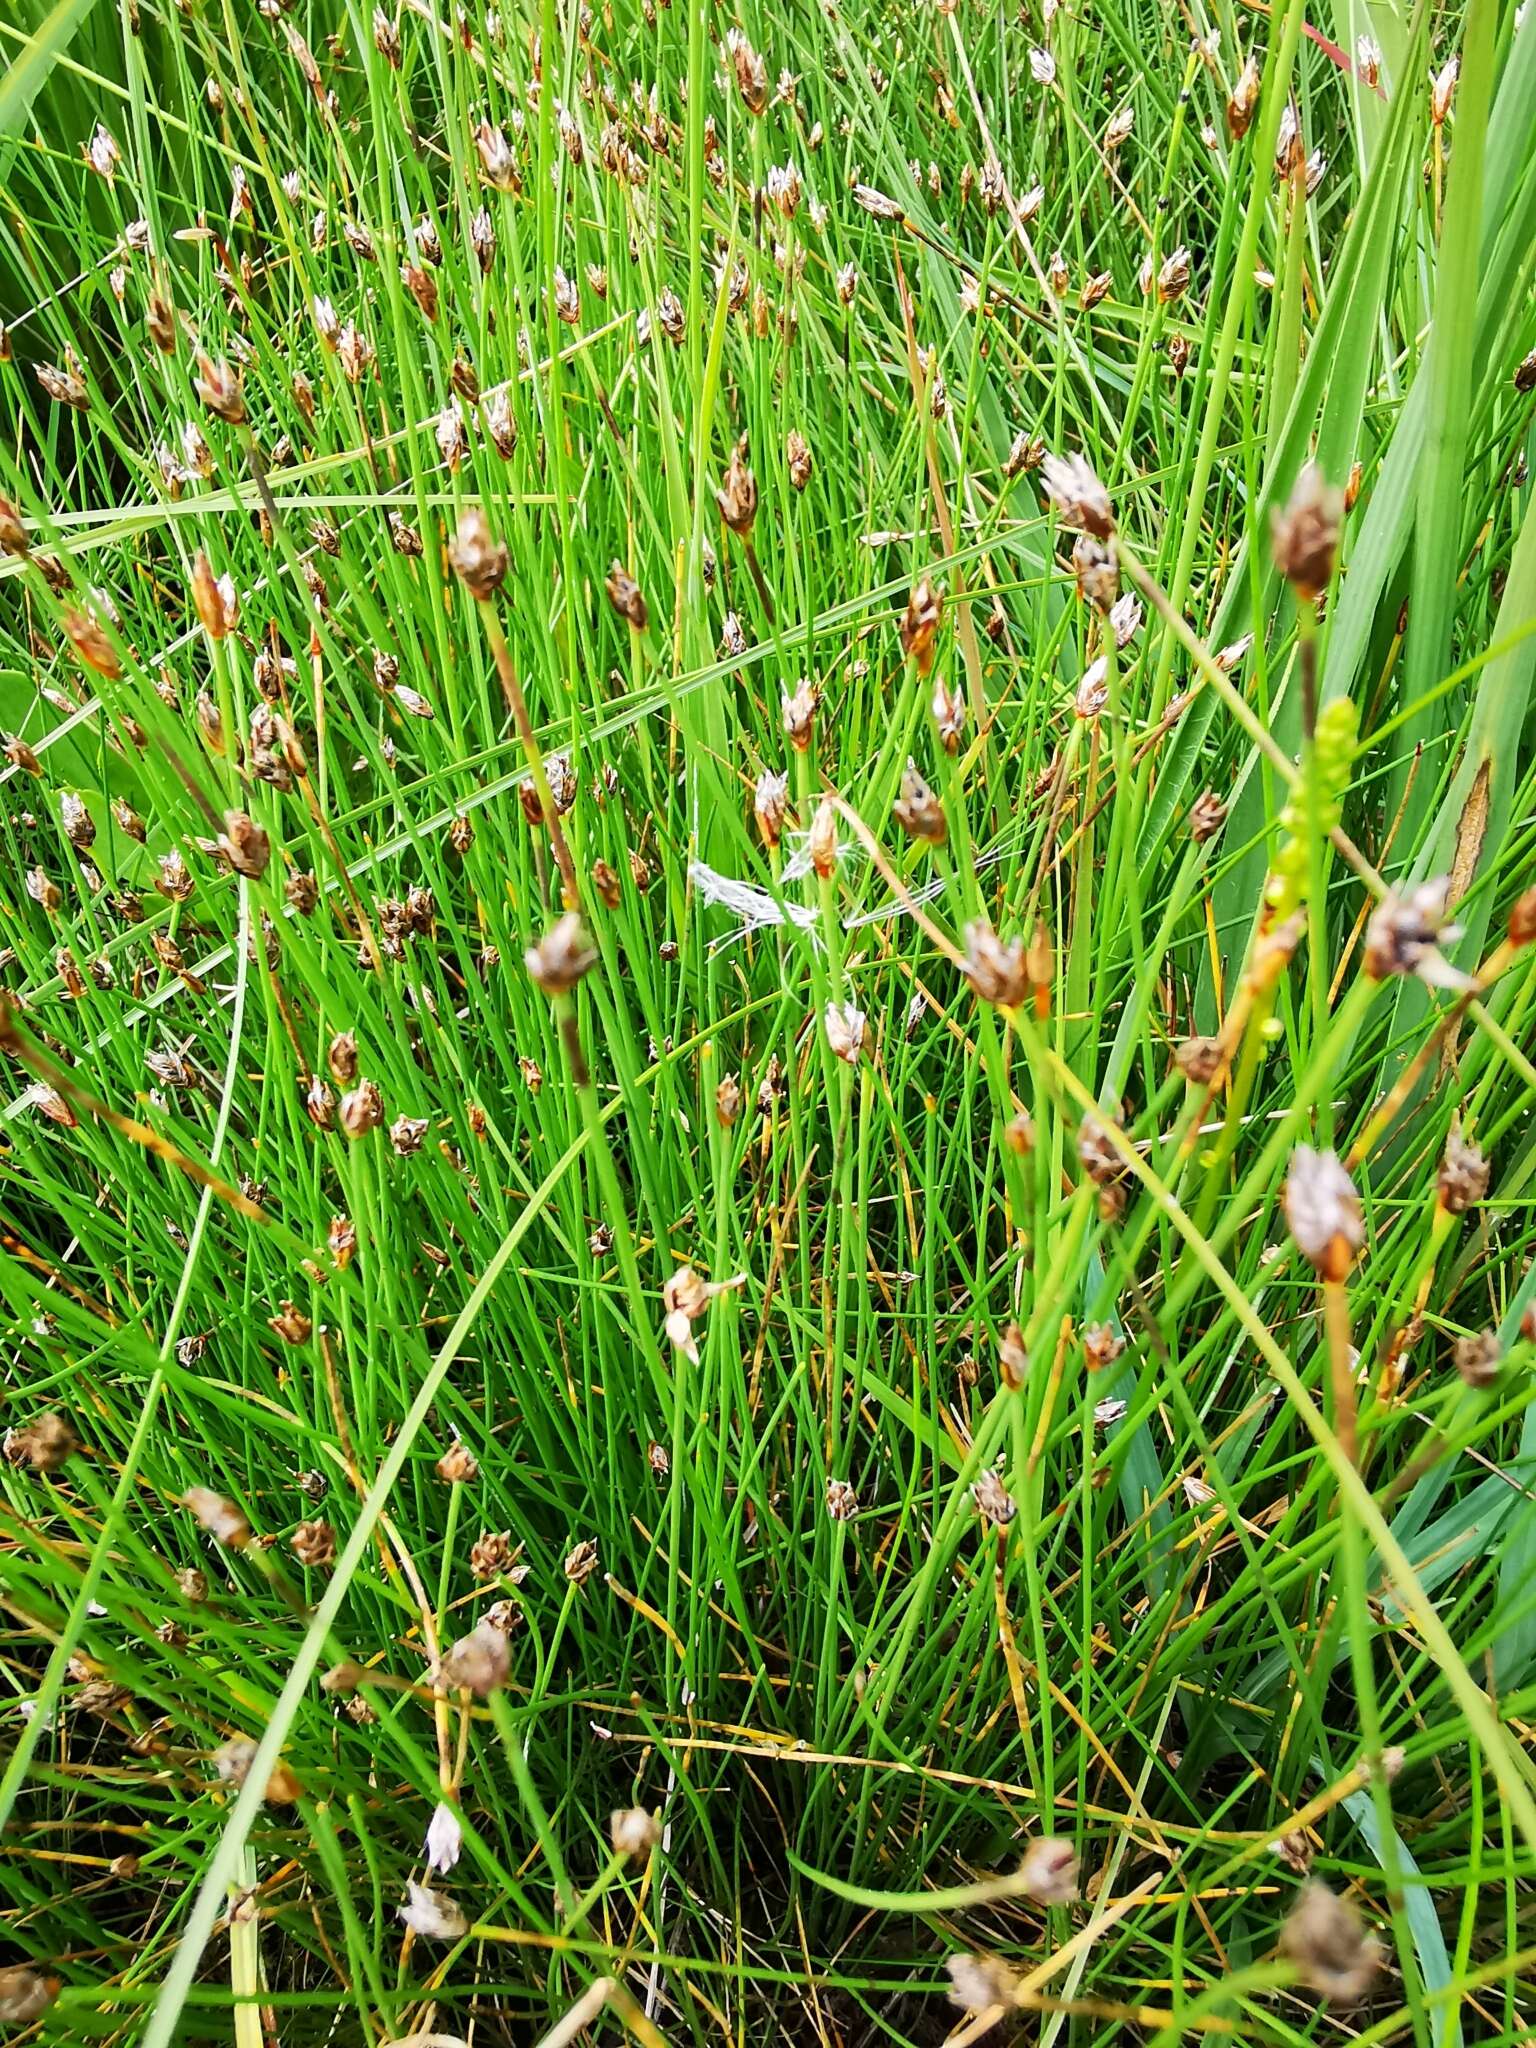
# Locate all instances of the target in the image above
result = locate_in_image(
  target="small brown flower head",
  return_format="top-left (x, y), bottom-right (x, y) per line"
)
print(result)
top-left (0, 493), bottom-right (29, 558)
top-left (390, 1114), bottom-right (429, 1155)
top-left (1077, 1111), bottom-right (1128, 1189)
top-left (1071, 533), bottom-right (1119, 612)
top-left (1507, 886), bottom-right (1536, 947)
top-left (1364, 880), bottom-right (1466, 987)
top-left (824, 999), bottom-right (866, 1064)
top-left (1227, 55), bottom-right (1261, 138)
top-left (972, 1468), bottom-right (1017, 1526)
top-left (931, 678), bottom-right (966, 754)
top-left (1042, 454), bottom-right (1115, 538)
top-left (1453, 1329), bottom-right (1501, 1389)
top-left (1003, 1109), bottom-right (1035, 1154)
top-left (1003, 431), bottom-right (1046, 480)
top-left (962, 921), bottom-right (1028, 1007)
top-left (836, 261), bottom-right (859, 304)
top-left (785, 429), bottom-right (813, 490)
top-left (373, 7), bottom-right (402, 64)
top-left (1175, 1034), bottom-right (1224, 1086)
top-left (291, 1519), bottom-right (335, 1568)
top-left (340, 1079), bottom-right (384, 1139)
top-left (727, 29), bottom-right (768, 112)
top-left (178, 1567), bottom-right (209, 1603)
top-left (3, 732), bottom-right (42, 772)
top-left (893, 761), bottom-right (946, 844)
top-left (947, 1954), bottom-right (1017, 2014)
top-left (1430, 54), bottom-right (1458, 127)
top-left (610, 1805), bottom-right (661, 1858)
top-left (717, 439), bottom-right (758, 536)
top-left (439, 1619), bottom-right (510, 1695)
top-left (1516, 349), bottom-right (1536, 398)
top-left (1082, 1322), bottom-right (1125, 1372)
top-left (194, 353), bottom-right (245, 424)
top-left (592, 858), bottom-right (622, 908)
top-left (1284, 1146), bottom-right (1363, 1281)
top-left (444, 507), bottom-right (512, 598)
top-left (327, 1032), bottom-right (359, 1085)
top-left (900, 577), bottom-right (944, 675)
top-left (1272, 463), bottom-right (1343, 602)
top-left (219, 810), bottom-right (270, 879)
top-left (475, 119), bottom-right (518, 190)
top-left (305, 1076), bottom-right (335, 1130)
top-left (1189, 790), bottom-right (1228, 843)
top-left (564, 1537), bottom-right (601, 1585)
top-left (63, 608), bottom-right (121, 679)
top-left (1355, 35), bottom-right (1382, 88)
top-left (782, 680), bottom-right (818, 751)
top-left (1437, 1134), bottom-right (1489, 1215)
top-left (0, 1969), bottom-right (58, 2025)
top-left (55, 790), bottom-right (95, 853)
top-left (190, 551), bottom-right (237, 639)
top-left (326, 1214), bottom-right (356, 1270)
top-left (437, 1439), bottom-right (479, 1483)
top-left (26, 1083), bottom-right (77, 1129)
top-left (825, 1476), bottom-right (858, 1521)
top-left (4, 1411), bottom-right (79, 1472)
top-left (471, 1528), bottom-right (516, 1579)
top-left (605, 560), bottom-right (647, 629)
top-left (1273, 1829), bottom-right (1315, 1875)
top-left (267, 1301), bottom-right (312, 1345)
top-left (1280, 1880), bottom-right (1381, 2003)
top-left (26, 865), bottom-right (63, 913)
top-left (185, 1486), bottom-right (251, 1547)
top-left (808, 796), bottom-right (839, 879)
top-left (998, 1322), bottom-right (1028, 1390)
top-left (1019, 1834), bottom-right (1079, 1903)
top-left (1156, 246), bottom-right (1191, 303)
top-left (525, 912), bottom-right (597, 994)
top-left (37, 355), bottom-right (89, 409)
top-left (715, 1072), bottom-right (743, 1125)
top-left (755, 769), bottom-right (789, 849)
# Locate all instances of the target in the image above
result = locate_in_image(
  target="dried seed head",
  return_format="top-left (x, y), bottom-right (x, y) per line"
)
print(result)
top-left (716, 1073), bottom-right (742, 1125)
top-left (1082, 1322), bottom-right (1124, 1372)
top-left (1189, 790), bottom-right (1228, 843)
top-left (1157, 246), bottom-right (1191, 302)
top-left (605, 560), bottom-right (648, 628)
top-left (1284, 1146), bottom-right (1363, 1280)
top-left (564, 1537), bottom-right (600, 1585)
top-left (592, 858), bottom-right (622, 908)
top-left (717, 438), bottom-right (758, 536)
top-left (184, 1486), bottom-right (251, 1547)
top-left (893, 761), bottom-right (946, 844)
top-left (1003, 431), bottom-right (1046, 480)
top-left (1019, 1834), bottom-right (1079, 1902)
top-left (1227, 54), bottom-right (1261, 137)
top-left (785, 428), bottom-right (813, 489)
top-left (3, 732), bottom-right (41, 773)
top-left (63, 608), bottom-right (120, 679)
top-left (1438, 1135), bottom-right (1489, 1215)
top-left (1430, 54), bottom-right (1458, 126)
top-left (390, 1113), bottom-right (430, 1155)
top-left (340, 1079), bottom-right (384, 1138)
top-left (998, 1322), bottom-right (1027, 1390)
top-left (1272, 463), bottom-right (1343, 601)
top-left (900, 577), bottom-right (944, 674)
top-left (971, 1468), bottom-right (1017, 1525)
top-left (448, 509), bottom-right (508, 599)
top-left (1453, 1329), bottom-right (1501, 1388)
top-left (4, 1411), bottom-right (80, 1472)
top-left (439, 1618), bottom-right (511, 1694)
top-left (37, 356), bottom-right (90, 410)
top-left (1042, 453), bottom-right (1115, 538)
top-left (400, 1881), bottom-right (469, 1940)
top-left (194, 352), bottom-right (245, 423)
top-left (808, 796), bottom-right (839, 878)
top-left (1355, 36), bottom-right (1381, 88)
top-left (824, 999), bottom-right (866, 1064)
top-left (524, 912), bottom-right (596, 994)
top-left (290, 1518), bottom-right (335, 1567)
top-left (219, 810), bottom-right (270, 879)
top-left (0, 1970), bottom-right (57, 2025)
top-left (755, 769), bottom-right (788, 849)
top-left (0, 494), bottom-right (29, 557)
top-left (267, 1301), bottom-right (312, 1345)
top-left (610, 1806), bottom-right (662, 1858)
top-left (962, 921), bottom-right (1028, 1007)
top-left (1280, 1881), bottom-right (1381, 2003)
top-left (947, 1954), bottom-right (1017, 2014)
top-left (1077, 1111), bottom-right (1128, 1188)
top-left (782, 680), bottom-right (818, 750)
top-left (1175, 1034), bottom-right (1224, 1086)
top-left (1364, 880), bottom-right (1467, 987)
top-left (825, 1476), bottom-right (858, 1521)
top-left (190, 553), bottom-right (238, 646)
top-left (932, 678), bottom-right (966, 753)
